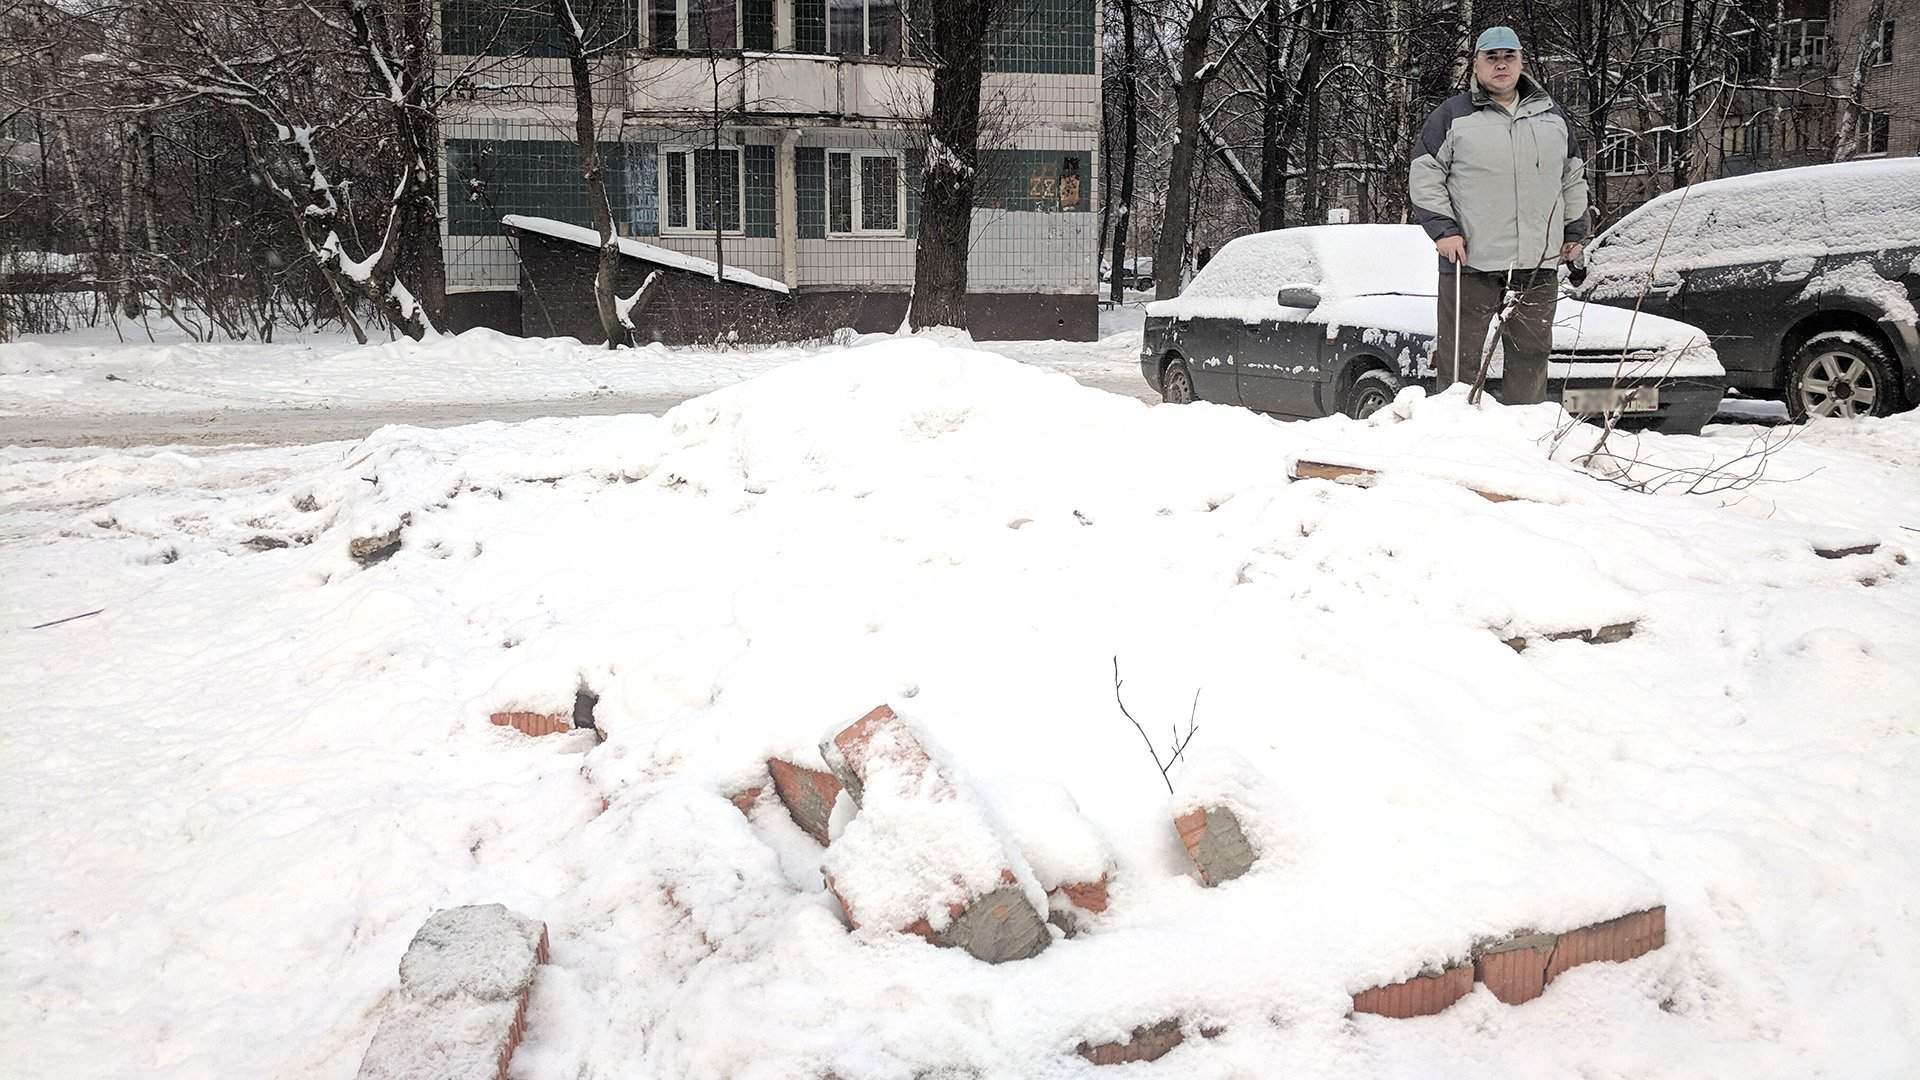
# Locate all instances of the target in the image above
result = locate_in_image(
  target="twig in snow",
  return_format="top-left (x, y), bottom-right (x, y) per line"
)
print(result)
top-left (29, 608), bottom-right (104, 630)
top-left (1113, 656), bottom-right (1202, 796)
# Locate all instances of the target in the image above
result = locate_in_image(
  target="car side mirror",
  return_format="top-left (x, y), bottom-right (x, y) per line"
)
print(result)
top-left (1276, 284), bottom-right (1321, 309)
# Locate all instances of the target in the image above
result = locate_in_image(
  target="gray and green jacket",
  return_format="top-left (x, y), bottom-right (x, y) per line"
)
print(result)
top-left (1409, 74), bottom-right (1591, 272)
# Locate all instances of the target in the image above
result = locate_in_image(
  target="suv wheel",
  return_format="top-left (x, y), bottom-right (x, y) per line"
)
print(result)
top-left (1787, 332), bottom-right (1901, 421)
top-left (1343, 369), bottom-right (1400, 419)
top-left (1162, 359), bottom-right (1196, 404)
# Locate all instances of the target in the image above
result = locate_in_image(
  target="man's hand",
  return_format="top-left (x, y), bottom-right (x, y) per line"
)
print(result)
top-left (1560, 241), bottom-right (1583, 264)
top-left (1436, 236), bottom-right (1467, 264)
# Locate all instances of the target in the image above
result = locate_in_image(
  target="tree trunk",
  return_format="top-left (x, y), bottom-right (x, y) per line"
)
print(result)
top-left (1672, 0), bottom-right (1692, 188)
top-left (1258, 0), bottom-right (1290, 231)
top-left (554, 0), bottom-right (624, 347)
top-left (1832, 0), bottom-right (1890, 161)
top-left (1153, 0), bottom-right (1215, 300)
top-left (909, 0), bottom-right (994, 329)
top-left (1108, 0), bottom-right (1139, 302)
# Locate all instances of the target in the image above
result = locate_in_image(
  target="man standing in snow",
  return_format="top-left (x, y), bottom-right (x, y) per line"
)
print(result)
top-left (1409, 26), bottom-right (1591, 404)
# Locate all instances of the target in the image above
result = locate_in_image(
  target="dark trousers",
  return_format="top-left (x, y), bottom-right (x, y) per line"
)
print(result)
top-left (1434, 266), bottom-right (1558, 405)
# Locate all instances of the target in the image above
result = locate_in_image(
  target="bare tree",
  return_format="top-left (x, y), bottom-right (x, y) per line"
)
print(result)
top-left (908, 0), bottom-right (998, 329)
top-left (549, 0), bottom-right (626, 346)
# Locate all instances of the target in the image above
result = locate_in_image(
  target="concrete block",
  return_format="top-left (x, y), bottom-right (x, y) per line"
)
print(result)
top-left (1174, 806), bottom-right (1256, 886)
top-left (821, 704), bottom-right (1050, 964)
top-left (765, 757), bottom-right (841, 845)
top-left (356, 904), bottom-right (549, 1080)
top-left (1351, 962), bottom-right (1474, 1019)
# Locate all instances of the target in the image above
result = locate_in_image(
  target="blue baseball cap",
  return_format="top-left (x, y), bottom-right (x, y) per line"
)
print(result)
top-left (1475, 26), bottom-right (1522, 53)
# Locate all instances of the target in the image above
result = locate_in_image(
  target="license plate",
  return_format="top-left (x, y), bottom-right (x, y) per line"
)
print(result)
top-left (1563, 386), bottom-right (1659, 414)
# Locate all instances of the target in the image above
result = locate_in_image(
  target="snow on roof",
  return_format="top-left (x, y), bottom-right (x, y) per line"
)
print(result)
top-left (502, 214), bottom-right (791, 294)
top-left (1145, 224), bottom-right (1439, 321)
top-left (1585, 159), bottom-right (1920, 293)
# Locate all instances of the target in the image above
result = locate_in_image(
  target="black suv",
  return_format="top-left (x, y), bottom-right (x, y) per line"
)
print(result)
top-left (1575, 160), bottom-right (1920, 420)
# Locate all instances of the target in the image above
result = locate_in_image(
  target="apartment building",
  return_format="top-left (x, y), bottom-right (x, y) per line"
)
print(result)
top-left (1575, 0), bottom-right (1915, 224)
top-left (437, 0), bottom-right (1102, 340)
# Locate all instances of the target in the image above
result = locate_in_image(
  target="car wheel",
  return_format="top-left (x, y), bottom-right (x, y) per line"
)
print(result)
top-left (1786, 332), bottom-right (1901, 421)
top-left (1162, 359), bottom-right (1197, 404)
top-left (1342, 368), bottom-right (1400, 419)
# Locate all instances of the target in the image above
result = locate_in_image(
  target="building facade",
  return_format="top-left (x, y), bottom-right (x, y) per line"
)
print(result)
top-left (437, 0), bottom-right (1102, 340)
top-left (1568, 0), bottom-right (1916, 225)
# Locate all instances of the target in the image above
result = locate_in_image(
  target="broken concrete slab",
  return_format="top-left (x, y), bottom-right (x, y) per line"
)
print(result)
top-left (356, 904), bottom-right (549, 1080)
top-left (1503, 621), bottom-right (1638, 653)
top-left (820, 704), bottom-right (1051, 963)
top-left (765, 757), bottom-right (842, 845)
top-left (1350, 962), bottom-right (1475, 1019)
top-left (1173, 806), bottom-right (1257, 887)
top-left (349, 517), bottom-right (407, 566)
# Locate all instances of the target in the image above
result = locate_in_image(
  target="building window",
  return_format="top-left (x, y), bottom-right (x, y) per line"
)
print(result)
top-left (826, 149), bottom-right (904, 235)
top-left (1598, 131), bottom-right (1645, 175)
top-left (1775, 19), bottom-right (1828, 69)
top-left (828, 0), bottom-right (901, 56)
top-left (1729, 27), bottom-right (1768, 80)
top-left (649, 0), bottom-right (772, 48)
top-left (1649, 128), bottom-right (1676, 171)
top-left (1873, 20), bottom-right (1894, 64)
top-left (1860, 109), bottom-right (1891, 155)
top-left (661, 147), bottom-right (744, 233)
top-left (1720, 118), bottom-right (1770, 159)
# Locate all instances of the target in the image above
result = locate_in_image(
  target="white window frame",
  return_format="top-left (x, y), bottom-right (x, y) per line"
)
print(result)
top-left (825, 149), bottom-right (906, 237)
top-left (1598, 131), bottom-right (1645, 176)
top-left (659, 145), bottom-right (746, 235)
top-left (1873, 19), bottom-right (1894, 65)
top-left (1775, 19), bottom-right (1828, 69)
top-left (1859, 109), bottom-right (1891, 156)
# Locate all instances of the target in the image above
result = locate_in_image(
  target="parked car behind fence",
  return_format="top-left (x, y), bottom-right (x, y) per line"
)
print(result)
top-left (1139, 224), bottom-right (1726, 433)
top-left (1574, 159), bottom-right (1920, 421)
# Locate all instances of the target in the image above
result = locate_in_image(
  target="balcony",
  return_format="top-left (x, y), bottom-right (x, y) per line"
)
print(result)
top-left (626, 52), bottom-right (932, 122)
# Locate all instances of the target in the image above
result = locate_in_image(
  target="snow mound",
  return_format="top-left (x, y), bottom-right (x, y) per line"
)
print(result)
top-left (5, 334), bottom-right (1920, 1078)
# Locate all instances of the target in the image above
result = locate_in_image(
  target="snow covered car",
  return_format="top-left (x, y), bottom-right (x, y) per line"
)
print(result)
top-left (1573, 159), bottom-right (1920, 421)
top-left (1139, 224), bottom-right (1725, 432)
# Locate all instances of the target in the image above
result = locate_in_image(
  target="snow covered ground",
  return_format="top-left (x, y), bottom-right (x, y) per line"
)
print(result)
top-left (3, 332), bottom-right (1915, 1078)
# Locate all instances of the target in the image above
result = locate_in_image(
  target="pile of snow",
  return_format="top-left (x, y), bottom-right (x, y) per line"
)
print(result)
top-left (1583, 159), bottom-right (1920, 297)
top-left (3, 335), bottom-right (1919, 1078)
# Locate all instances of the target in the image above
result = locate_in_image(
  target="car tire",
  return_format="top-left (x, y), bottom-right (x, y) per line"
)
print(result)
top-left (1786, 332), bottom-right (1902, 421)
top-left (1162, 358), bottom-right (1197, 404)
top-left (1342, 368), bottom-right (1400, 419)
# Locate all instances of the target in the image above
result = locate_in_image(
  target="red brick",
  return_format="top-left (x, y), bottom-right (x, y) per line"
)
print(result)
top-left (489, 710), bottom-right (571, 737)
top-left (1544, 906), bottom-right (1666, 983)
top-left (358, 906), bottom-right (549, 1080)
top-left (1174, 806), bottom-right (1256, 886)
top-left (728, 785), bottom-right (764, 816)
top-left (1076, 1019), bottom-right (1185, 1066)
top-left (765, 758), bottom-right (841, 845)
top-left (1473, 932), bottom-right (1556, 1005)
top-left (1053, 875), bottom-right (1109, 915)
top-left (1351, 963), bottom-right (1474, 1019)
top-left (825, 704), bottom-right (931, 804)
